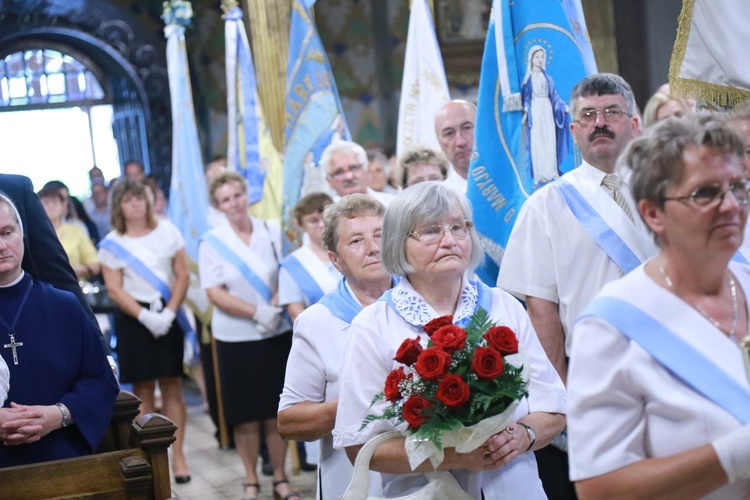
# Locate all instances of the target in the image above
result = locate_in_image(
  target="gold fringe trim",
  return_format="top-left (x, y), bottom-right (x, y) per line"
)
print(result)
top-left (667, 0), bottom-right (694, 89)
top-left (669, 0), bottom-right (750, 107)
top-left (671, 78), bottom-right (750, 108)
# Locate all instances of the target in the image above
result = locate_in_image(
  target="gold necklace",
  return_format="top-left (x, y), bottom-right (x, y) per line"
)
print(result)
top-left (658, 264), bottom-right (738, 340)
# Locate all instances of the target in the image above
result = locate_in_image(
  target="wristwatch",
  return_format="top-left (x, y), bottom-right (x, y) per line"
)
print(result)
top-left (518, 422), bottom-right (536, 452)
top-left (56, 403), bottom-right (70, 428)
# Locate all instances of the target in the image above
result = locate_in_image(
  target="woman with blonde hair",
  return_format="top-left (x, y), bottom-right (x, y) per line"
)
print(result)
top-left (199, 171), bottom-right (299, 500)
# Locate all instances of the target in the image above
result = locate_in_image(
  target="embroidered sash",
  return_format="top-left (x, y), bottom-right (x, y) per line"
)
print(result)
top-left (280, 249), bottom-right (335, 305)
top-left (201, 233), bottom-right (272, 303)
top-left (380, 280), bottom-right (493, 329)
top-left (555, 177), bottom-right (642, 274)
top-left (318, 278), bottom-right (363, 324)
top-left (99, 238), bottom-right (196, 341)
top-left (581, 296), bottom-right (750, 424)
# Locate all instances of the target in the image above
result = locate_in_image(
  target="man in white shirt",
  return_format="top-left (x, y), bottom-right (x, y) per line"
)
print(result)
top-left (434, 100), bottom-right (476, 194)
top-left (320, 141), bottom-right (394, 207)
top-left (497, 73), bottom-right (657, 499)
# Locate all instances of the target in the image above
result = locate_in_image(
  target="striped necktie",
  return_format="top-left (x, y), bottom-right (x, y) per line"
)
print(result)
top-left (601, 174), bottom-right (634, 223)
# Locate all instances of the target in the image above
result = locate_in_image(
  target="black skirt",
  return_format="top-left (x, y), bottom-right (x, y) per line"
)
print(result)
top-left (114, 305), bottom-right (185, 384)
top-left (215, 331), bottom-right (292, 426)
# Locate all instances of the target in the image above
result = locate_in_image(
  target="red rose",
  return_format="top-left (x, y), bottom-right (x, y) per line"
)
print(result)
top-left (431, 325), bottom-right (467, 354)
top-left (414, 347), bottom-right (452, 381)
top-left (423, 315), bottom-right (454, 336)
top-left (384, 367), bottom-right (407, 402)
top-left (472, 346), bottom-right (505, 380)
top-left (436, 374), bottom-right (471, 410)
top-left (394, 337), bottom-right (423, 366)
top-left (484, 326), bottom-right (519, 355)
top-left (402, 395), bottom-right (431, 429)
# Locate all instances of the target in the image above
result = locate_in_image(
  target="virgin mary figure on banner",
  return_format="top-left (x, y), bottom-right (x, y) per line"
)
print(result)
top-left (522, 45), bottom-right (571, 187)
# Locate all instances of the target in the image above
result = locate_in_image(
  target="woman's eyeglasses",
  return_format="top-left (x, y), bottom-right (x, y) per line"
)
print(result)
top-left (660, 182), bottom-right (750, 208)
top-left (409, 221), bottom-right (474, 244)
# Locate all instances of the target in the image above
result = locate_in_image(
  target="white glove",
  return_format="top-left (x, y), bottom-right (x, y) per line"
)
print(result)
top-left (712, 424), bottom-right (750, 483)
top-left (155, 308), bottom-right (176, 336)
top-left (253, 304), bottom-right (283, 333)
top-left (138, 308), bottom-right (171, 339)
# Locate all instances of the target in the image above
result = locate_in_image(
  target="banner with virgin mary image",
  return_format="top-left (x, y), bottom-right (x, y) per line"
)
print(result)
top-left (467, 0), bottom-right (594, 258)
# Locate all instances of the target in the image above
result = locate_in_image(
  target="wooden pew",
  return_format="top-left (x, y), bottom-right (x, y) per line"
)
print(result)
top-left (0, 390), bottom-right (177, 499)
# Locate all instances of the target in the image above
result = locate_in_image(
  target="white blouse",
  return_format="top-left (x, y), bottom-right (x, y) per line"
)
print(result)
top-left (568, 264), bottom-right (750, 499)
top-left (198, 218), bottom-right (289, 342)
top-left (333, 277), bottom-right (565, 499)
top-left (98, 220), bottom-right (185, 303)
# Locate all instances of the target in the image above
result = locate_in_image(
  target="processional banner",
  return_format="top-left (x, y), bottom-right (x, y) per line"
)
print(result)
top-left (467, 0), bottom-right (594, 261)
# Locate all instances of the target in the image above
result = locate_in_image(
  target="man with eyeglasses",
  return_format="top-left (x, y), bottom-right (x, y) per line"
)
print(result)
top-left (498, 73), bottom-right (658, 500)
top-left (320, 141), bottom-right (394, 207)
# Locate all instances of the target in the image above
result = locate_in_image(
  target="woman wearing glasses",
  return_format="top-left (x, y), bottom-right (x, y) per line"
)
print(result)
top-left (568, 115), bottom-right (750, 498)
top-left (333, 182), bottom-right (565, 498)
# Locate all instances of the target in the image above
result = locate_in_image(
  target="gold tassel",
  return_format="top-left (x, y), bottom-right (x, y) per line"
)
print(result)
top-left (669, 0), bottom-right (750, 107)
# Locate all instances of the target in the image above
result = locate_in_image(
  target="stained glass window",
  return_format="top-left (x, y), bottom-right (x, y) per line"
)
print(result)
top-left (0, 48), bottom-right (105, 107)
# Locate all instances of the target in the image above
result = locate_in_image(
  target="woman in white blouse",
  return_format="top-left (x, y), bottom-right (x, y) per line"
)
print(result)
top-left (199, 172), bottom-right (298, 500)
top-left (278, 194), bottom-right (392, 499)
top-left (99, 179), bottom-right (191, 482)
top-left (332, 182), bottom-right (566, 499)
top-left (568, 115), bottom-right (750, 498)
top-left (278, 192), bottom-right (340, 322)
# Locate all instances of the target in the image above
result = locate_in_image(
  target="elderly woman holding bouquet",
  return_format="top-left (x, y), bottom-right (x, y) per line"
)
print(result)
top-left (333, 182), bottom-right (566, 498)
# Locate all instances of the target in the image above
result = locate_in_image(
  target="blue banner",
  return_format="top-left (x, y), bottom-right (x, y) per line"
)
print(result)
top-left (283, 0), bottom-right (350, 224)
top-left (164, 23), bottom-right (210, 265)
top-left (467, 0), bottom-right (591, 252)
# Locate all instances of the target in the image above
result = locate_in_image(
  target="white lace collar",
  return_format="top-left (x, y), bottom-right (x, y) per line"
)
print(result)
top-left (389, 276), bottom-right (478, 327)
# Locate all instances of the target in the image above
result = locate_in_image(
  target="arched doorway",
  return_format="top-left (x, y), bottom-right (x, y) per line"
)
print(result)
top-left (0, 2), bottom-right (173, 191)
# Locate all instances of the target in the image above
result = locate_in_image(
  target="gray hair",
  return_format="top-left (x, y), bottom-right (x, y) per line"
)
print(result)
top-left (570, 73), bottom-right (637, 118)
top-left (367, 149), bottom-right (390, 177)
top-left (0, 191), bottom-right (23, 235)
top-left (381, 182), bottom-right (483, 276)
top-left (399, 146), bottom-right (450, 187)
top-left (322, 194), bottom-right (385, 253)
top-left (320, 141), bottom-right (368, 177)
top-left (626, 113), bottom-right (745, 244)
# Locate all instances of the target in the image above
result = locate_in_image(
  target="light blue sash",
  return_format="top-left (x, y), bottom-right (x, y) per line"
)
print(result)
top-left (280, 253), bottom-right (325, 305)
top-left (555, 178), bottom-right (642, 274)
top-left (581, 296), bottom-right (750, 424)
top-left (380, 280), bottom-right (493, 329)
top-left (317, 278), bottom-right (363, 324)
top-left (732, 251), bottom-right (749, 265)
top-left (201, 233), bottom-right (272, 303)
top-left (99, 238), bottom-right (197, 343)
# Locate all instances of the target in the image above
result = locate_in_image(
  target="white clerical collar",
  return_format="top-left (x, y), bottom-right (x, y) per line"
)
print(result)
top-left (0, 271), bottom-right (25, 288)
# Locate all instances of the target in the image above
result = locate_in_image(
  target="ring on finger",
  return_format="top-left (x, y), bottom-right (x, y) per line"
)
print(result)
top-left (483, 448), bottom-right (492, 459)
top-left (504, 426), bottom-right (515, 435)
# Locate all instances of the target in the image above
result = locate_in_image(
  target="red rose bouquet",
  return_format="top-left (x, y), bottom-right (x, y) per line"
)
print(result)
top-left (363, 308), bottom-right (529, 469)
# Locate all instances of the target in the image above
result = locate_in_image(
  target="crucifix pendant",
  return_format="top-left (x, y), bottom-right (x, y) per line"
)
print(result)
top-left (4, 332), bottom-right (23, 365)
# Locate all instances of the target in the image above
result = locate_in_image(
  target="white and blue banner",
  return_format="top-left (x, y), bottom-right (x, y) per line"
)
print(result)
top-left (225, 6), bottom-right (263, 205)
top-left (164, 21), bottom-right (210, 266)
top-left (467, 0), bottom-right (593, 255)
top-left (283, 0), bottom-right (350, 226)
top-left (396, 0), bottom-right (450, 160)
